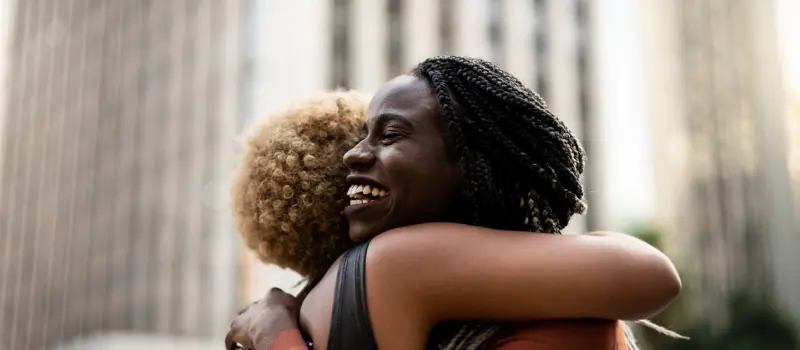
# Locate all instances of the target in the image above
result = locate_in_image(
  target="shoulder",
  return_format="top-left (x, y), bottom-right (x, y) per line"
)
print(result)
top-left (364, 222), bottom-right (545, 283)
top-left (366, 222), bottom-right (509, 261)
top-left (298, 256), bottom-right (342, 350)
top-left (363, 223), bottom-right (511, 322)
top-left (360, 224), bottom-right (473, 332)
top-left (364, 223), bottom-right (487, 283)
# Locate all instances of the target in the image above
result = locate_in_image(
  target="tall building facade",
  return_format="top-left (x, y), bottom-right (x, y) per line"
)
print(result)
top-left (641, 0), bottom-right (800, 330)
top-left (0, 0), bottom-right (245, 349)
top-left (244, 0), bottom-right (596, 299)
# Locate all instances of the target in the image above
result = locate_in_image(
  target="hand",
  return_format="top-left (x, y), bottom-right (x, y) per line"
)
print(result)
top-left (225, 288), bottom-right (300, 350)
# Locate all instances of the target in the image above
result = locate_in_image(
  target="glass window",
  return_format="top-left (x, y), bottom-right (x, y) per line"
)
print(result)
top-left (331, 0), bottom-right (352, 88)
top-left (386, 0), bottom-right (404, 77)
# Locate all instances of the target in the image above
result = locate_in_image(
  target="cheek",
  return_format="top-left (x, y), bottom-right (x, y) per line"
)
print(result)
top-left (381, 146), bottom-right (428, 180)
top-left (384, 145), bottom-right (458, 196)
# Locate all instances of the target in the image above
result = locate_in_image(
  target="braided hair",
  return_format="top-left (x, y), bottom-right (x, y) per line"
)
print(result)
top-left (412, 56), bottom-right (586, 235)
top-left (411, 56), bottom-right (638, 350)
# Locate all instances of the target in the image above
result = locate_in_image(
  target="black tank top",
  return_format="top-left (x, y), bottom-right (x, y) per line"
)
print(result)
top-left (327, 240), bottom-right (378, 350)
top-left (322, 240), bottom-right (500, 350)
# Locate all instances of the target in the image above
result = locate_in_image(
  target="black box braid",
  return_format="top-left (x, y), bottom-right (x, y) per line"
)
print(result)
top-left (412, 56), bottom-right (586, 237)
top-left (411, 56), bottom-right (640, 350)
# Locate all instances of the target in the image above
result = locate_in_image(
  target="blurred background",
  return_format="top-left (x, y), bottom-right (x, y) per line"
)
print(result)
top-left (0, 0), bottom-right (798, 349)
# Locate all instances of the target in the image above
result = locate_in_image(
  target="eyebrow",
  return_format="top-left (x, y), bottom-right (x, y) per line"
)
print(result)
top-left (363, 113), bottom-right (413, 132)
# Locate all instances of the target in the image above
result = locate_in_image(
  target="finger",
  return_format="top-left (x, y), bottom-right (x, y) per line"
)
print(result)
top-left (236, 299), bottom-right (261, 315)
top-left (225, 330), bottom-right (254, 350)
top-left (224, 330), bottom-right (235, 349)
top-left (230, 315), bottom-right (247, 330)
top-left (265, 287), bottom-right (285, 298)
top-left (267, 288), bottom-right (297, 305)
top-left (236, 304), bottom-right (250, 316)
top-left (278, 293), bottom-right (299, 307)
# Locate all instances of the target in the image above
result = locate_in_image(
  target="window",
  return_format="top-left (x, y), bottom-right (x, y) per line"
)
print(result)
top-left (576, 0), bottom-right (590, 129)
top-left (331, 0), bottom-right (352, 88)
top-left (533, 0), bottom-right (549, 100)
top-left (386, 0), bottom-right (404, 77)
top-left (575, 0), bottom-right (596, 228)
top-left (439, 0), bottom-right (455, 54)
top-left (488, 0), bottom-right (505, 66)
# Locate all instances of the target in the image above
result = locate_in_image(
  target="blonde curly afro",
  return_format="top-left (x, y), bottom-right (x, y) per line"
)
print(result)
top-left (231, 90), bottom-right (367, 279)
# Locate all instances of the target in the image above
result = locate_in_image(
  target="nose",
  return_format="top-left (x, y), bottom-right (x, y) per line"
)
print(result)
top-left (343, 140), bottom-right (376, 170)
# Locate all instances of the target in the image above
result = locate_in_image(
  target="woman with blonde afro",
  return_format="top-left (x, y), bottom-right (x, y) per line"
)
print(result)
top-left (228, 86), bottom-right (680, 350)
top-left (230, 90), bottom-right (365, 280)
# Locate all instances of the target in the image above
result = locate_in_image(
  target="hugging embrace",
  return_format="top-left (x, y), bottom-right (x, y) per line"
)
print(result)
top-left (226, 56), bottom-right (682, 350)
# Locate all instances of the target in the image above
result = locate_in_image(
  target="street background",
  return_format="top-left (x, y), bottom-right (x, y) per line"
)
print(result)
top-left (0, 0), bottom-right (798, 349)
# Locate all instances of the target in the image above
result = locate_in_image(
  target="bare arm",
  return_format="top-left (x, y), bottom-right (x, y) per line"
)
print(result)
top-left (365, 222), bottom-right (681, 328)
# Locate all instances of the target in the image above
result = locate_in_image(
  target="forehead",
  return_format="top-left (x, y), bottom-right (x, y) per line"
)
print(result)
top-left (366, 75), bottom-right (439, 125)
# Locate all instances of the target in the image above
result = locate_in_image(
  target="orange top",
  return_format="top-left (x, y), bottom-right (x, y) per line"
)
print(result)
top-left (488, 319), bottom-right (627, 350)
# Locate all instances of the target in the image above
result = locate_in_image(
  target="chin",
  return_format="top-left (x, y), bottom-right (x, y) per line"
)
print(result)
top-left (348, 230), bottom-right (374, 243)
top-left (348, 223), bottom-right (382, 243)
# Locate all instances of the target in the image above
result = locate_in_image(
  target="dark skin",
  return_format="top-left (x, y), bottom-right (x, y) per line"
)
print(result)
top-left (342, 74), bottom-right (463, 242)
top-left (226, 288), bottom-right (299, 349)
top-left (226, 75), bottom-right (681, 350)
top-left (298, 76), bottom-right (464, 350)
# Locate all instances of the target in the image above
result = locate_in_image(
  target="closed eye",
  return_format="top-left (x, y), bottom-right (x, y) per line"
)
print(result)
top-left (380, 127), bottom-right (407, 144)
top-left (383, 132), bottom-right (401, 139)
top-left (361, 113), bottom-right (413, 144)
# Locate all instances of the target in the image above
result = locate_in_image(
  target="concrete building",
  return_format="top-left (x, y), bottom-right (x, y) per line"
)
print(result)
top-left (0, 0), bottom-right (244, 348)
top-left (639, 0), bottom-right (800, 330)
top-left (0, 0), bottom-right (13, 191)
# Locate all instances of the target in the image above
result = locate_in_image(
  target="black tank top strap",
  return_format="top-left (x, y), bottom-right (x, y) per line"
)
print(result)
top-left (327, 240), bottom-right (378, 350)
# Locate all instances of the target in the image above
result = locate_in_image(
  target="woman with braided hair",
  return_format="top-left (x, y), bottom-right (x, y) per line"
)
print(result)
top-left (226, 56), bottom-right (680, 350)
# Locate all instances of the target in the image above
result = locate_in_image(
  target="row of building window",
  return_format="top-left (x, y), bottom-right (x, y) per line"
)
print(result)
top-left (329, 0), bottom-right (584, 101)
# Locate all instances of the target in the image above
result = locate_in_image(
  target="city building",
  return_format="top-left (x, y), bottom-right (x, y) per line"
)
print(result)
top-left (640, 0), bottom-right (800, 331)
top-left (0, 0), bottom-right (245, 348)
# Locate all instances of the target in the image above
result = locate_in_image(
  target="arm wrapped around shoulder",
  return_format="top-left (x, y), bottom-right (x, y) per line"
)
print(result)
top-left (365, 223), bottom-right (681, 323)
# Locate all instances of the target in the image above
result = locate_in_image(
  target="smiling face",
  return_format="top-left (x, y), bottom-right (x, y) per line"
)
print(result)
top-left (342, 74), bottom-right (463, 242)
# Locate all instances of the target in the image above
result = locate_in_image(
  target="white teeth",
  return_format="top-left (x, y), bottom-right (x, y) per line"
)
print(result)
top-left (346, 184), bottom-right (390, 201)
top-left (349, 198), bottom-right (376, 206)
